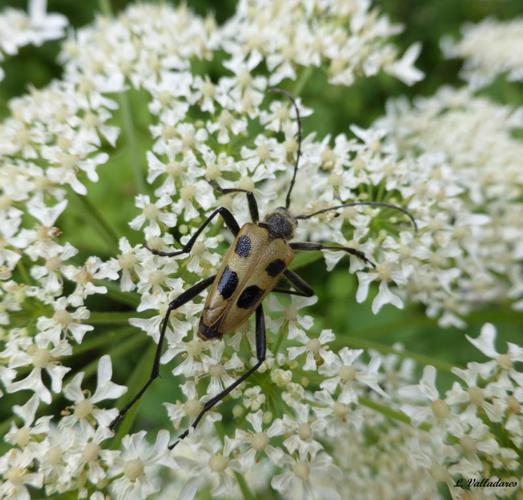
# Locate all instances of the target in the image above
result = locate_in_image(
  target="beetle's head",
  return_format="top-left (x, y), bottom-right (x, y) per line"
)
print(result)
top-left (263, 207), bottom-right (297, 240)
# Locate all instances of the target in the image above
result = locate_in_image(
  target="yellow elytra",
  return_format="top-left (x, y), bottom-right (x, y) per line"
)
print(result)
top-left (199, 219), bottom-right (295, 340)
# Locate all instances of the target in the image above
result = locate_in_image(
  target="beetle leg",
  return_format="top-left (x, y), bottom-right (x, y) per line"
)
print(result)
top-left (272, 269), bottom-right (315, 297)
top-left (209, 181), bottom-right (259, 222)
top-left (169, 304), bottom-right (267, 449)
top-left (145, 207), bottom-right (240, 257)
top-left (109, 275), bottom-right (216, 431)
top-left (290, 241), bottom-right (376, 268)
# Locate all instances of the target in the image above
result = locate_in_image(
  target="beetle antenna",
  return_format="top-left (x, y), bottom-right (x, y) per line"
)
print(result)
top-left (296, 201), bottom-right (418, 232)
top-left (268, 87), bottom-right (302, 210)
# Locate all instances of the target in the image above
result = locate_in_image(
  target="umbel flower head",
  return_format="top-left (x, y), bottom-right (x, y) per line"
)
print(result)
top-left (0, 0), bottom-right (67, 82)
top-left (0, 1), bottom-right (522, 499)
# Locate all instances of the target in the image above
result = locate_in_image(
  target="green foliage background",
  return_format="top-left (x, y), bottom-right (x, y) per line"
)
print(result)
top-left (1, 2), bottom-right (522, 496)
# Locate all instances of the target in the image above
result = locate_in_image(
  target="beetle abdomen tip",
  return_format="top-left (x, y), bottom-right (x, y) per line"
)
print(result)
top-left (198, 321), bottom-right (222, 340)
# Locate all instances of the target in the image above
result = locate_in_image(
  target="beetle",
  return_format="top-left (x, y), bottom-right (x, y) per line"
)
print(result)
top-left (110, 88), bottom-right (416, 448)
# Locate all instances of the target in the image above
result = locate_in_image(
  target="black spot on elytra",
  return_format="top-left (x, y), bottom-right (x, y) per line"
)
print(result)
top-left (265, 258), bottom-right (286, 277)
top-left (237, 285), bottom-right (264, 309)
top-left (235, 235), bottom-right (251, 257)
top-left (217, 266), bottom-right (238, 299)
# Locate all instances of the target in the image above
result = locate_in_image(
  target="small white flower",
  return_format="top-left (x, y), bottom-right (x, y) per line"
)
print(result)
top-left (271, 449), bottom-right (341, 500)
top-left (7, 334), bottom-right (71, 404)
top-left (0, 448), bottom-right (43, 500)
top-left (446, 365), bottom-right (504, 423)
top-left (201, 341), bottom-right (244, 396)
top-left (37, 297), bottom-right (93, 344)
top-left (129, 195), bottom-right (177, 239)
top-left (27, 0), bottom-right (68, 45)
top-left (386, 42), bottom-right (425, 86)
top-left (6, 394), bottom-right (50, 448)
top-left (268, 294), bottom-right (317, 339)
top-left (177, 436), bottom-right (241, 499)
top-left (231, 410), bottom-right (284, 467)
top-left (62, 355), bottom-right (127, 430)
top-left (287, 329), bottom-right (337, 371)
top-left (466, 323), bottom-right (523, 386)
top-left (66, 426), bottom-right (115, 486)
top-left (319, 347), bottom-right (389, 402)
top-left (109, 430), bottom-right (175, 500)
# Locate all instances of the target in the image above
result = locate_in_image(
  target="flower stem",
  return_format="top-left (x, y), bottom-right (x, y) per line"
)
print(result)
top-left (119, 92), bottom-right (147, 194)
top-left (359, 396), bottom-right (431, 432)
top-left (272, 324), bottom-right (287, 354)
top-left (335, 335), bottom-right (454, 372)
top-left (112, 340), bottom-right (156, 447)
top-left (16, 259), bottom-right (31, 284)
top-left (235, 473), bottom-right (256, 500)
top-left (0, 417), bottom-right (13, 436)
top-left (98, 0), bottom-right (112, 16)
top-left (72, 326), bottom-right (134, 355)
top-left (100, 280), bottom-right (141, 307)
top-left (88, 311), bottom-right (150, 325)
top-left (72, 331), bottom-right (147, 380)
top-left (98, 0), bottom-right (146, 194)
top-left (292, 66), bottom-right (313, 96)
top-left (74, 192), bottom-right (119, 247)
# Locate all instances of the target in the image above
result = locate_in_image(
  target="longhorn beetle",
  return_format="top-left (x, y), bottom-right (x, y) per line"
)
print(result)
top-left (110, 88), bottom-right (417, 448)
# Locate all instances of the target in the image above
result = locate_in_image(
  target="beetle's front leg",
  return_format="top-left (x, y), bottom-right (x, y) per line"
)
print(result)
top-left (146, 207), bottom-right (240, 257)
top-left (209, 181), bottom-right (259, 222)
top-left (109, 275), bottom-right (216, 431)
top-left (290, 241), bottom-right (376, 268)
top-left (168, 305), bottom-right (267, 449)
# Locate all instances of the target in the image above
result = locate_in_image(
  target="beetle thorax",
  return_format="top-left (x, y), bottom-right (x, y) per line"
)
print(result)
top-left (263, 207), bottom-right (296, 240)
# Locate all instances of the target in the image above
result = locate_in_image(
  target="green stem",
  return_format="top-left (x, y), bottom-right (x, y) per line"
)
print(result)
top-left (88, 311), bottom-right (150, 325)
top-left (119, 93), bottom-right (146, 194)
top-left (74, 192), bottom-right (119, 247)
top-left (100, 281), bottom-right (141, 307)
top-left (98, 0), bottom-right (112, 16)
top-left (72, 327), bottom-right (135, 355)
top-left (235, 472), bottom-right (256, 500)
top-left (375, 179), bottom-right (386, 202)
top-left (292, 66), bottom-right (313, 96)
top-left (16, 259), bottom-right (32, 284)
top-left (70, 331), bottom-right (147, 381)
top-left (112, 341), bottom-right (156, 448)
top-left (346, 314), bottom-right (436, 340)
top-left (0, 417), bottom-right (13, 437)
top-left (359, 396), bottom-right (431, 432)
top-left (334, 335), bottom-right (454, 373)
top-left (272, 324), bottom-right (287, 355)
top-left (101, 0), bottom-right (146, 195)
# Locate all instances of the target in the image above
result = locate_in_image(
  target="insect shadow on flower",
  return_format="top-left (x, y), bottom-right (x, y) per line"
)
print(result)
top-left (109, 88), bottom-right (418, 449)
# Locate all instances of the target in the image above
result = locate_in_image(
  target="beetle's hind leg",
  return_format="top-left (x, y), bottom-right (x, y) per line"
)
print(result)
top-left (272, 269), bottom-right (315, 297)
top-left (290, 241), bottom-right (376, 268)
top-left (169, 304), bottom-right (267, 449)
top-left (109, 275), bottom-right (216, 431)
top-left (145, 207), bottom-right (240, 257)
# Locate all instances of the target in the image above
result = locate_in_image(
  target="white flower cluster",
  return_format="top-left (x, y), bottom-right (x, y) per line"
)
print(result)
top-left (0, 1), bottom-right (521, 498)
top-left (0, 0), bottom-right (67, 82)
top-left (280, 86), bottom-right (523, 326)
top-left (442, 17), bottom-right (523, 89)
top-left (368, 87), bottom-right (523, 327)
top-left (220, 0), bottom-right (424, 86)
